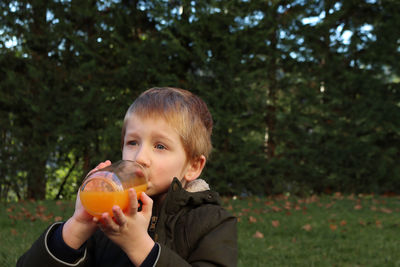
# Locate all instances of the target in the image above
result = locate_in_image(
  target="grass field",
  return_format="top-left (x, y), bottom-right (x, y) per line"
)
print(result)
top-left (1, 194), bottom-right (399, 266)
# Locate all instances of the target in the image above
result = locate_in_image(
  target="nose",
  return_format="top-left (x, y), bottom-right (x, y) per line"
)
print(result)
top-left (134, 145), bottom-right (150, 167)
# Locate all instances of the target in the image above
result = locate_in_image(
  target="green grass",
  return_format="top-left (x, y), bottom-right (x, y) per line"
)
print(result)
top-left (227, 194), bottom-right (400, 267)
top-left (1, 194), bottom-right (399, 266)
top-left (0, 199), bottom-right (75, 266)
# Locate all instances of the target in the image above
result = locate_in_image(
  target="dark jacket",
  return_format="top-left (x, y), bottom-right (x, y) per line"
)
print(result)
top-left (17, 178), bottom-right (237, 266)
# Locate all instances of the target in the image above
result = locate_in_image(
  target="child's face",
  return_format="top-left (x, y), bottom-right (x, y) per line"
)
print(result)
top-left (122, 113), bottom-right (190, 196)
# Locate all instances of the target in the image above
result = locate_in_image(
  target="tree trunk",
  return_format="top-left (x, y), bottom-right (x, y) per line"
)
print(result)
top-left (27, 158), bottom-right (47, 200)
top-left (24, 0), bottom-right (50, 200)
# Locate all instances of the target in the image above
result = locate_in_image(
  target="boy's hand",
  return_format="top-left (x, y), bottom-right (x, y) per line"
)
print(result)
top-left (97, 189), bottom-right (155, 266)
top-left (72, 160), bottom-right (112, 223)
top-left (63, 160), bottom-right (112, 249)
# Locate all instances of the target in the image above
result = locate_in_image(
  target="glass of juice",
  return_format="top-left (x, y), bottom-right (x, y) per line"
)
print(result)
top-left (79, 160), bottom-right (148, 218)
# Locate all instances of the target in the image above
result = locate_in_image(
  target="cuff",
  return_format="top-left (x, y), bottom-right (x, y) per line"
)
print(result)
top-left (140, 243), bottom-right (160, 267)
top-left (45, 222), bottom-right (87, 266)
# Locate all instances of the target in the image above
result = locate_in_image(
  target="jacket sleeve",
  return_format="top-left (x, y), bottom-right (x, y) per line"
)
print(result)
top-left (17, 222), bottom-right (88, 267)
top-left (156, 209), bottom-right (238, 267)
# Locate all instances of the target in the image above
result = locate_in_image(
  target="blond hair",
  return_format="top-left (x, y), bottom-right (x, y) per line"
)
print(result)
top-left (121, 87), bottom-right (213, 160)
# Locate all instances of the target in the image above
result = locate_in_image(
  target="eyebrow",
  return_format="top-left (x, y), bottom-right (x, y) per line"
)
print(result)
top-left (124, 130), bottom-right (176, 144)
top-left (124, 131), bottom-right (139, 139)
top-left (152, 133), bottom-right (175, 144)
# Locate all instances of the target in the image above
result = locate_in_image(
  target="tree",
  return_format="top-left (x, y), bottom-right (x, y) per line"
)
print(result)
top-left (1, 0), bottom-right (399, 199)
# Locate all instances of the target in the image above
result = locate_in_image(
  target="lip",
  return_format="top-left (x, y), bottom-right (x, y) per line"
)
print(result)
top-left (134, 169), bottom-right (146, 178)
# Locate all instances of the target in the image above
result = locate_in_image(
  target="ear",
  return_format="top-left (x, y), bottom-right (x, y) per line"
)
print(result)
top-left (183, 155), bottom-right (206, 183)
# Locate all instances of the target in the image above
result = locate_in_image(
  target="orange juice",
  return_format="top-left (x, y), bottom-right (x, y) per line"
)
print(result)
top-left (80, 184), bottom-right (147, 217)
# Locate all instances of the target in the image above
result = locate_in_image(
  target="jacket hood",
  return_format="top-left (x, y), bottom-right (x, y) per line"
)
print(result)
top-left (162, 178), bottom-right (220, 215)
top-left (183, 179), bottom-right (210, 192)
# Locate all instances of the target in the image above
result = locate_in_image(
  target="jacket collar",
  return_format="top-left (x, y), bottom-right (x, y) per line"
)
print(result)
top-left (184, 178), bottom-right (210, 192)
top-left (162, 178), bottom-right (220, 215)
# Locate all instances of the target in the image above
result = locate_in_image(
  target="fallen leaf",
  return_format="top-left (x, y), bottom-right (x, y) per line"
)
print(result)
top-left (333, 192), bottom-right (343, 199)
top-left (54, 216), bottom-right (63, 222)
top-left (380, 207), bottom-right (392, 214)
top-left (325, 203), bottom-right (334, 208)
top-left (271, 206), bottom-right (282, 212)
top-left (253, 208), bottom-right (262, 215)
top-left (36, 205), bottom-right (47, 213)
top-left (376, 220), bottom-right (382, 228)
top-left (329, 224), bottom-right (338, 231)
top-left (302, 224), bottom-right (312, 231)
top-left (249, 216), bottom-right (257, 223)
top-left (274, 194), bottom-right (288, 201)
top-left (253, 231), bottom-right (264, 239)
top-left (11, 229), bottom-right (18, 236)
top-left (340, 220), bottom-right (347, 226)
top-left (271, 220), bottom-right (280, 228)
top-left (284, 201), bottom-right (292, 210)
top-left (354, 204), bottom-right (362, 210)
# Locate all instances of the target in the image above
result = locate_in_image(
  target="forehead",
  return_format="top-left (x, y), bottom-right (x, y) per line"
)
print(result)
top-left (127, 106), bottom-right (183, 129)
top-left (124, 113), bottom-right (181, 138)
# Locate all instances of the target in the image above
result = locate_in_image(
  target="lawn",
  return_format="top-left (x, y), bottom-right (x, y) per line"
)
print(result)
top-left (1, 194), bottom-right (399, 266)
top-left (229, 193), bottom-right (400, 267)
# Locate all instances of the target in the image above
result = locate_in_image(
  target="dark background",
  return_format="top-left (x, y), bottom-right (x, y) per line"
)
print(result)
top-left (1, 0), bottom-right (399, 200)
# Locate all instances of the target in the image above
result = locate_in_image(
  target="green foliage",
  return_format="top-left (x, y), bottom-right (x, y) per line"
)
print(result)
top-left (1, 0), bottom-right (400, 199)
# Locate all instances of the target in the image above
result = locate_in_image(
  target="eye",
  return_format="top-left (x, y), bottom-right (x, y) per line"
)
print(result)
top-left (155, 143), bottom-right (166, 150)
top-left (127, 140), bottom-right (138, 146)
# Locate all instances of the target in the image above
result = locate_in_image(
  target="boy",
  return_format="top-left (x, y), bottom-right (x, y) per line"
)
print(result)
top-left (17, 87), bottom-right (237, 266)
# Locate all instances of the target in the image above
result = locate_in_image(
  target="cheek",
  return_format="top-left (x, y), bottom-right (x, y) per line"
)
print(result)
top-left (121, 148), bottom-right (128, 160)
top-left (122, 146), bottom-right (134, 160)
top-left (155, 159), bottom-right (184, 181)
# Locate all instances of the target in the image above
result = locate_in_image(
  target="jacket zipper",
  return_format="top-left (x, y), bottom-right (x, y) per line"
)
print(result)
top-left (149, 215), bottom-right (159, 241)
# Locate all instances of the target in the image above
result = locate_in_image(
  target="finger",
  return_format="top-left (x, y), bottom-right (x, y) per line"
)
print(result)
top-left (97, 160), bottom-right (112, 169)
top-left (87, 160), bottom-right (112, 176)
top-left (99, 212), bottom-right (119, 232)
top-left (140, 192), bottom-right (153, 217)
top-left (101, 212), bottom-right (113, 225)
top-left (126, 188), bottom-right (138, 215)
top-left (112, 205), bottom-right (127, 226)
